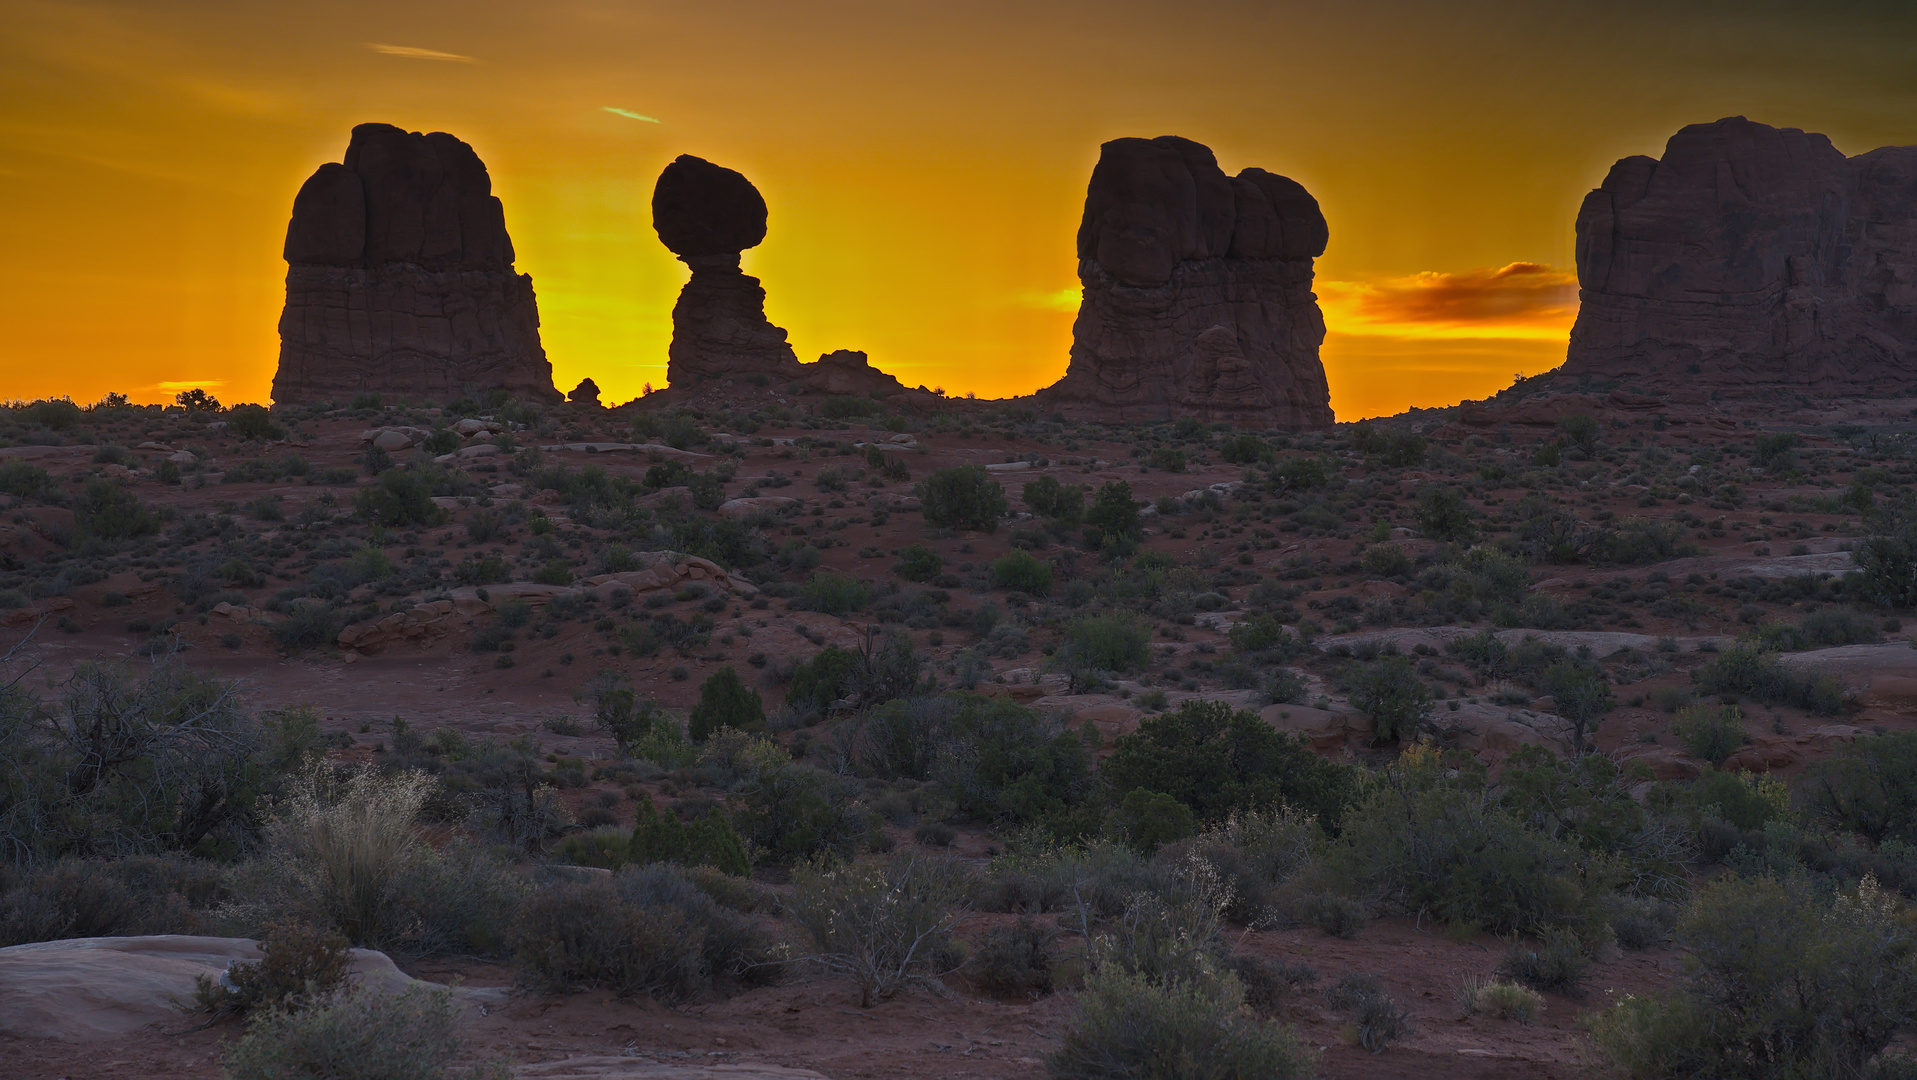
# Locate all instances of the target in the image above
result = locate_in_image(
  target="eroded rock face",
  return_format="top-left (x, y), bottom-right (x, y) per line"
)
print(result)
top-left (1041, 136), bottom-right (1334, 428)
top-left (1564, 116), bottom-right (1917, 394)
top-left (654, 155), bottom-right (802, 386)
top-left (273, 124), bottom-right (560, 405)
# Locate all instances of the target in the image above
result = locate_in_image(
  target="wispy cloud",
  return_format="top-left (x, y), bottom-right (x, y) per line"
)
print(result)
top-left (367, 43), bottom-right (476, 63)
top-left (1318, 262), bottom-right (1577, 341)
top-left (1017, 286), bottom-right (1080, 312)
top-left (154, 380), bottom-right (223, 391)
top-left (603, 107), bottom-right (660, 122)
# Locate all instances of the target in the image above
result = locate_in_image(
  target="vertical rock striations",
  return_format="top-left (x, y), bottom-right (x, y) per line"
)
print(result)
top-left (273, 123), bottom-right (559, 405)
top-left (1041, 136), bottom-right (1334, 427)
top-left (1564, 116), bottom-right (1917, 394)
top-left (653, 155), bottom-right (803, 386)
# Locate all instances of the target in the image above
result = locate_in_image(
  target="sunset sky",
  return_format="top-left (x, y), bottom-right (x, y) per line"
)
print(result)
top-left (5, 1), bottom-right (1916, 419)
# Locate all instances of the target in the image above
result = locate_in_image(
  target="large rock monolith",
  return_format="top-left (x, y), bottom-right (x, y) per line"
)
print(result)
top-left (1040, 136), bottom-right (1334, 427)
top-left (1563, 115), bottom-right (1917, 395)
top-left (272, 123), bottom-right (560, 405)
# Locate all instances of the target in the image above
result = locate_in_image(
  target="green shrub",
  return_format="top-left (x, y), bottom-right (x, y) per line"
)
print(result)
top-left (784, 645), bottom-right (865, 719)
top-left (1558, 412), bottom-right (1599, 454)
top-left (1802, 730), bottom-right (1917, 844)
top-left (221, 984), bottom-right (505, 1080)
top-left (0, 461), bottom-right (52, 498)
top-left (1022, 476), bottom-right (1084, 522)
top-left (509, 876), bottom-right (704, 999)
top-left (893, 544), bottom-right (944, 582)
top-left (1116, 789), bottom-right (1198, 852)
top-left (1590, 874), bottom-right (1917, 1080)
top-left (1060, 613), bottom-right (1150, 676)
top-left (1218, 434), bottom-right (1272, 465)
top-left (916, 466), bottom-right (1008, 532)
top-left (273, 601), bottom-right (342, 653)
top-left (1272, 455), bottom-right (1331, 490)
top-left (1415, 484), bottom-right (1474, 542)
top-left (1341, 656), bottom-right (1433, 744)
top-left (198, 919), bottom-right (350, 1019)
top-left (1851, 499), bottom-right (1917, 609)
top-left (628, 798), bottom-right (752, 876)
top-left (992, 549), bottom-right (1053, 594)
top-left (688, 666), bottom-right (764, 741)
top-left (1463, 978), bottom-right (1545, 1023)
top-left (1227, 613), bottom-right (1303, 658)
top-left (1672, 705), bottom-right (1746, 766)
top-left (75, 478), bottom-right (159, 542)
top-left (1693, 643), bottom-right (1849, 714)
top-left (354, 469), bottom-right (444, 528)
top-left (0, 855), bottom-right (220, 945)
top-left (1540, 659), bottom-right (1613, 755)
top-left (1148, 447), bottom-right (1186, 473)
top-left (851, 693), bottom-right (1092, 826)
top-left (1050, 963), bottom-right (1313, 1080)
top-left (1752, 607), bottom-right (1882, 651)
top-left (973, 915), bottom-right (1055, 998)
top-left (228, 404), bottom-right (284, 441)
top-left (1102, 698), bottom-right (1360, 829)
top-left (1160, 808), bottom-right (1322, 925)
top-left (1330, 749), bottom-right (1607, 938)
top-left (1360, 544), bottom-right (1411, 579)
top-left (820, 395), bottom-right (885, 420)
top-left (1083, 480), bottom-right (1143, 547)
top-left (797, 571), bottom-right (869, 614)
top-left (1496, 931), bottom-right (1589, 997)
top-left (787, 855), bottom-right (967, 1007)
top-left (735, 764), bottom-right (871, 863)
top-left (532, 559), bottom-right (573, 586)
top-left (1324, 972), bottom-right (1412, 1053)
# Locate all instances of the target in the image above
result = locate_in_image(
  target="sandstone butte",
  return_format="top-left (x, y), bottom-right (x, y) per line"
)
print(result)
top-left (1038, 135), bottom-right (1336, 429)
top-left (271, 123), bottom-right (561, 406)
top-left (1561, 115), bottom-right (1917, 397)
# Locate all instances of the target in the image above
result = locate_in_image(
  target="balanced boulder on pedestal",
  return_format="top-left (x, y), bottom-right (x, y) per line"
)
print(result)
top-left (272, 123), bottom-right (559, 405)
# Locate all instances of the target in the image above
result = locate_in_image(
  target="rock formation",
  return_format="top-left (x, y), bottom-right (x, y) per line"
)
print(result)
top-left (653, 155), bottom-right (804, 386)
top-left (1563, 115), bottom-right (1917, 394)
top-left (1040, 136), bottom-right (1334, 427)
top-left (273, 124), bottom-right (559, 405)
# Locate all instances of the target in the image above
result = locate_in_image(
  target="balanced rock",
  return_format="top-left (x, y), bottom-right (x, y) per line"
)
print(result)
top-left (1040, 136), bottom-right (1334, 427)
top-left (1563, 116), bottom-right (1917, 395)
top-left (273, 124), bottom-right (560, 405)
top-left (654, 155), bottom-right (803, 386)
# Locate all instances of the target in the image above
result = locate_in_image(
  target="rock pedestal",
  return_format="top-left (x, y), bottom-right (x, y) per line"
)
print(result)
top-left (653, 156), bottom-right (803, 386)
top-left (1040, 136), bottom-right (1334, 428)
top-left (272, 123), bottom-right (559, 405)
top-left (1563, 116), bottom-right (1917, 395)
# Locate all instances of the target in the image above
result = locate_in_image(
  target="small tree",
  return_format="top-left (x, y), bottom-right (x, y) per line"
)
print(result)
top-left (1542, 660), bottom-right (1612, 755)
top-left (992, 549), bottom-right (1053, 594)
top-left (1414, 485), bottom-right (1474, 543)
top-left (688, 666), bottom-right (764, 741)
top-left (1558, 413), bottom-right (1599, 455)
top-left (1343, 656), bottom-right (1433, 745)
top-left (787, 855), bottom-right (968, 1007)
top-left (1084, 481), bottom-right (1142, 548)
top-left (1022, 475), bottom-right (1084, 522)
top-left (916, 466), bottom-right (1008, 532)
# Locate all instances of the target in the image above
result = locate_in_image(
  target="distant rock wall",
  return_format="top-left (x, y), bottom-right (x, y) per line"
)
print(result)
top-left (1041, 136), bottom-right (1334, 428)
top-left (273, 123), bottom-right (559, 405)
top-left (1564, 116), bottom-right (1917, 394)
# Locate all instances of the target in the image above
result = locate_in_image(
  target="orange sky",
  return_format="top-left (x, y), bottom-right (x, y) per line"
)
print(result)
top-left (5, 1), bottom-right (1917, 419)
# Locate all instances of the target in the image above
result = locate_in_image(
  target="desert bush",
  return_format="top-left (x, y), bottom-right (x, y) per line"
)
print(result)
top-left (0, 461), bottom-right (53, 498)
top-left (970, 835), bottom-right (1173, 918)
top-left (227, 404), bottom-right (284, 441)
top-left (893, 544), bottom-right (944, 582)
top-left (197, 919), bottom-right (350, 1018)
top-left (1115, 789), bottom-right (1198, 852)
top-left (797, 571), bottom-right (869, 614)
top-left (1330, 748), bottom-right (1608, 938)
top-left (1058, 613), bottom-right (1150, 682)
top-left (628, 797), bottom-right (752, 876)
top-left (1496, 930), bottom-right (1589, 997)
top-left (1049, 962), bottom-right (1313, 1080)
top-left (852, 694), bottom-right (1091, 827)
top-left (74, 478), bottom-right (159, 543)
top-left (1752, 607), bottom-right (1882, 651)
top-left (784, 645), bottom-right (864, 718)
top-left (1540, 659), bottom-right (1613, 755)
top-left (273, 601), bottom-right (343, 653)
top-left (688, 666), bottom-right (764, 741)
top-left (377, 841), bottom-right (529, 958)
top-left (1461, 977), bottom-right (1545, 1023)
top-left (787, 855), bottom-right (968, 1007)
top-left (1609, 895), bottom-right (1679, 950)
top-left (1324, 973), bottom-right (1412, 1053)
top-left (916, 466), bottom-right (1008, 532)
top-left (973, 915), bottom-right (1056, 998)
top-left (734, 763), bottom-right (872, 863)
top-left (1589, 518), bottom-right (1699, 566)
top-left (1360, 543), bottom-right (1412, 579)
top-left (820, 394), bottom-right (885, 420)
top-left (1693, 643), bottom-right (1850, 714)
top-left (1672, 705), bottom-right (1747, 766)
top-left (1226, 613), bottom-right (1305, 658)
top-left (1497, 747), bottom-right (1688, 899)
top-left (1589, 874), bottom-right (1917, 1080)
top-left (1158, 808), bottom-right (1322, 925)
top-left (510, 876), bottom-right (704, 999)
top-left (0, 854), bottom-right (220, 944)
top-left (1340, 656), bottom-right (1433, 745)
top-left (263, 764), bottom-right (435, 945)
top-left (1022, 475), bottom-right (1084, 522)
top-left (1102, 699), bottom-right (1360, 829)
top-left (1851, 498), bottom-right (1917, 609)
top-left (613, 863), bottom-right (777, 985)
top-left (1219, 434), bottom-right (1273, 465)
top-left (354, 468), bottom-right (444, 527)
top-left (1272, 454), bottom-right (1331, 491)
top-left (1415, 484), bottom-right (1474, 542)
top-left (222, 983), bottom-right (506, 1080)
top-left (992, 549), bottom-right (1053, 594)
top-left (1083, 480), bottom-right (1143, 547)
top-left (1801, 730), bottom-right (1917, 844)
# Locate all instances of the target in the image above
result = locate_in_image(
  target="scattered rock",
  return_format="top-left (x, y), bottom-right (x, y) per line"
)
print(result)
top-left (273, 122), bottom-right (560, 405)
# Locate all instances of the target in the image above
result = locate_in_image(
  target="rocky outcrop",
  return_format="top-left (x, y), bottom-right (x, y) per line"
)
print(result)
top-left (654, 155), bottom-right (803, 386)
top-left (1040, 136), bottom-right (1334, 428)
top-left (273, 124), bottom-right (560, 405)
top-left (1563, 116), bottom-right (1917, 394)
